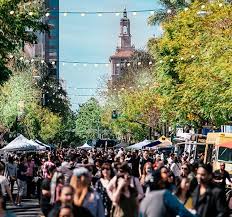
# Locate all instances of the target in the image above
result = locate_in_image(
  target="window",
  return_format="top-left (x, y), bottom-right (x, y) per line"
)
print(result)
top-left (218, 147), bottom-right (232, 162)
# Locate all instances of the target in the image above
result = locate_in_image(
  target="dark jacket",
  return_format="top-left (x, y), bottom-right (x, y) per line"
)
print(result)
top-left (48, 202), bottom-right (94, 217)
top-left (192, 184), bottom-right (228, 217)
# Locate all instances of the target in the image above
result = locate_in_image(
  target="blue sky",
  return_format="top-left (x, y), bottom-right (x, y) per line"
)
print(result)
top-left (59, 0), bottom-right (161, 110)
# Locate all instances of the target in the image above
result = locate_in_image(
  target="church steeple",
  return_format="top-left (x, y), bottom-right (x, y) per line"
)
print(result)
top-left (119, 8), bottom-right (132, 49)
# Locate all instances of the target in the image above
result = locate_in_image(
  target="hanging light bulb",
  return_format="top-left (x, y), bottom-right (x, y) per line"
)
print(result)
top-left (31, 59), bottom-right (34, 63)
top-left (29, 12), bottom-right (33, 16)
top-left (41, 60), bottom-right (45, 64)
top-left (138, 62), bottom-right (141, 66)
top-left (10, 11), bottom-right (14, 15)
top-left (45, 12), bottom-right (50, 17)
top-left (19, 57), bottom-right (24, 61)
top-left (51, 61), bottom-right (55, 65)
top-left (149, 61), bottom-right (153, 65)
top-left (219, 3), bottom-right (223, 7)
top-left (167, 9), bottom-right (172, 14)
top-left (191, 55), bottom-right (195, 58)
top-left (201, 5), bottom-right (206, 9)
top-left (180, 57), bottom-right (184, 60)
top-left (127, 63), bottom-right (131, 67)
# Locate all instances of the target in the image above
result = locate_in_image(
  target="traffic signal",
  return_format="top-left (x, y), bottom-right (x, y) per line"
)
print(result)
top-left (112, 110), bottom-right (118, 119)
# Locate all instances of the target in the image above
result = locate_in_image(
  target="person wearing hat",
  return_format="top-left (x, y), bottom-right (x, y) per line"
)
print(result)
top-left (70, 167), bottom-right (104, 217)
top-left (191, 164), bottom-right (228, 217)
top-left (140, 169), bottom-right (196, 217)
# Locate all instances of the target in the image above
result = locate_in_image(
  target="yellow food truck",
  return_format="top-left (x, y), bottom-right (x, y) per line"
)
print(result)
top-left (204, 133), bottom-right (232, 174)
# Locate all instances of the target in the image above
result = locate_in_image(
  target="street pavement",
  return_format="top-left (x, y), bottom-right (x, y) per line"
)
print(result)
top-left (7, 199), bottom-right (42, 217)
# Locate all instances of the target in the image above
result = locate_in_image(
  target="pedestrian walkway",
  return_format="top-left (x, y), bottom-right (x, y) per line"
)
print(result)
top-left (7, 199), bottom-right (42, 217)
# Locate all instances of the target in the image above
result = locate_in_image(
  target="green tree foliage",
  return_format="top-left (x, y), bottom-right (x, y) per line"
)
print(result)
top-left (149, 1), bottom-right (232, 128)
top-left (102, 50), bottom-right (160, 142)
top-left (0, 64), bottom-right (62, 143)
top-left (0, 0), bottom-right (48, 84)
top-left (75, 98), bottom-right (104, 142)
top-left (148, 0), bottom-right (192, 26)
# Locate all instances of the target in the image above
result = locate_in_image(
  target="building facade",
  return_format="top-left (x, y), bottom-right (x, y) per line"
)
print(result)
top-left (110, 9), bottom-right (135, 83)
top-left (24, 0), bottom-right (59, 80)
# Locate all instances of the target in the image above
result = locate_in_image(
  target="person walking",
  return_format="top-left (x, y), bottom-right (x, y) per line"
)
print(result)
top-left (16, 157), bottom-right (27, 206)
top-left (140, 169), bottom-right (196, 217)
top-left (0, 163), bottom-right (14, 208)
top-left (192, 164), bottom-right (228, 217)
top-left (5, 156), bottom-right (17, 195)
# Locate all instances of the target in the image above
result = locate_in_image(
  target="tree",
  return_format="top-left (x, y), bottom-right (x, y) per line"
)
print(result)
top-left (148, 1), bottom-right (232, 128)
top-left (0, 0), bottom-right (48, 84)
top-left (102, 50), bottom-right (160, 142)
top-left (148, 0), bottom-right (192, 26)
top-left (75, 98), bottom-right (104, 142)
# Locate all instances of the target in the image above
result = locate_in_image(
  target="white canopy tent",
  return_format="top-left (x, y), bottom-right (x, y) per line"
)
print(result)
top-left (127, 139), bottom-right (153, 150)
top-left (1, 135), bottom-right (45, 152)
top-left (79, 143), bottom-right (92, 149)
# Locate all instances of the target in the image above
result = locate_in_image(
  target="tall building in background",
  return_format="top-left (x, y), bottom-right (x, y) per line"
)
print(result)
top-left (24, 0), bottom-right (59, 80)
top-left (110, 9), bottom-right (135, 84)
top-left (45, 0), bottom-right (59, 80)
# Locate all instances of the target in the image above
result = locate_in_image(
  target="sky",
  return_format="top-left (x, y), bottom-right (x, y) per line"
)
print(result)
top-left (59, 0), bottom-right (161, 110)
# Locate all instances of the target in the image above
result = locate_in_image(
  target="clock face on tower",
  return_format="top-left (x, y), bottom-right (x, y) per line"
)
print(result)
top-left (123, 26), bottom-right (127, 34)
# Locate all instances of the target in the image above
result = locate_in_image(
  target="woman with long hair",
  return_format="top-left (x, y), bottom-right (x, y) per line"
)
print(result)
top-left (49, 185), bottom-right (93, 217)
top-left (107, 162), bottom-right (144, 217)
top-left (175, 177), bottom-right (193, 209)
top-left (70, 167), bottom-right (104, 217)
top-left (140, 162), bottom-right (153, 193)
top-left (95, 163), bottom-right (113, 217)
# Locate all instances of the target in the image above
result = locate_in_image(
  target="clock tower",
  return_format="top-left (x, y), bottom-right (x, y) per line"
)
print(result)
top-left (110, 9), bottom-right (135, 84)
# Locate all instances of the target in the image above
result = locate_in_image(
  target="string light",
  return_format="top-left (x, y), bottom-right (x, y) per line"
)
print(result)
top-left (201, 5), bottom-right (206, 9)
top-left (10, 11), bottom-right (14, 15)
top-left (127, 63), bottom-right (131, 67)
top-left (41, 60), bottom-right (45, 64)
top-left (31, 59), bottom-right (34, 63)
top-left (180, 57), bottom-right (184, 60)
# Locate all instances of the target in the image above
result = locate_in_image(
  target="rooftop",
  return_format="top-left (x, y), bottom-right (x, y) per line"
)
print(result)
top-left (110, 49), bottom-right (134, 59)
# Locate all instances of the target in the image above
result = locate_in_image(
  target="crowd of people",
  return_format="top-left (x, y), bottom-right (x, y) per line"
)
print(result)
top-left (0, 147), bottom-right (231, 217)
